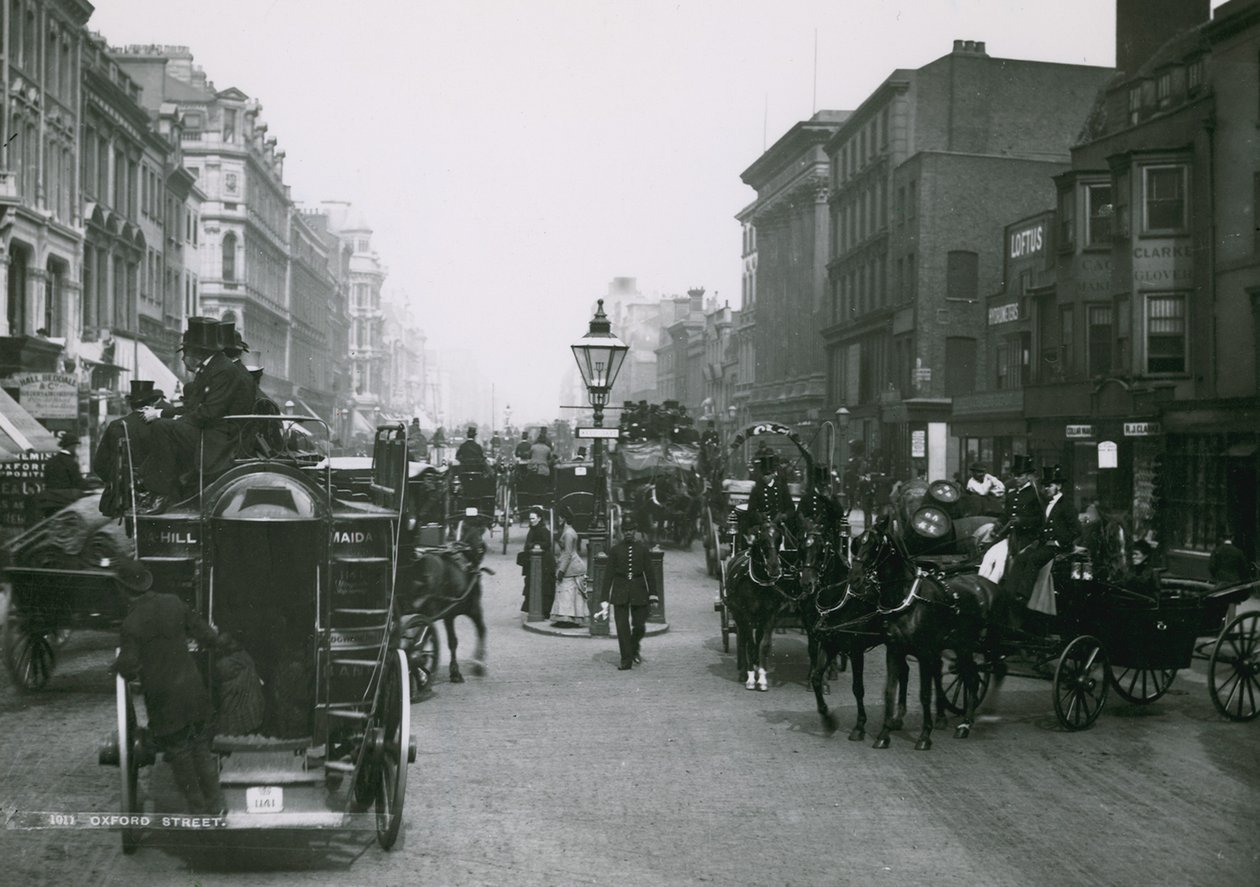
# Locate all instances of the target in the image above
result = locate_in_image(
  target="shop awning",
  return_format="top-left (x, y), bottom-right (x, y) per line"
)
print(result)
top-left (0, 388), bottom-right (59, 455)
top-left (81, 336), bottom-right (182, 401)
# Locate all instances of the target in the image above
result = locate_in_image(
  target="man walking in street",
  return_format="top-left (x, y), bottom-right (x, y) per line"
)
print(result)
top-left (598, 514), bottom-right (659, 670)
top-left (112, 557), bottom-right (225, 816)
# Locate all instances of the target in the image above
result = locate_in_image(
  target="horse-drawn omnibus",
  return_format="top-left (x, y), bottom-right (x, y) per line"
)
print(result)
top-left (87, 418), bottom-right (418, 852)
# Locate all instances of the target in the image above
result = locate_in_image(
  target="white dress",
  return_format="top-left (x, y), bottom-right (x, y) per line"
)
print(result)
top-left (550, 524), bottom-right (588, 625)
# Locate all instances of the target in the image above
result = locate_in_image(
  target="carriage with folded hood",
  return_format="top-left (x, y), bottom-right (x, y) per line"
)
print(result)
top-left (85, 317), bottom-right (418, 853)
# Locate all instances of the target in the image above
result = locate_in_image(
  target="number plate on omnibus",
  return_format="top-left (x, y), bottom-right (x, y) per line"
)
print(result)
top-left (465, 507), bottom-right (479, 516)
top-left (246, 786), bottom-right (283, 813)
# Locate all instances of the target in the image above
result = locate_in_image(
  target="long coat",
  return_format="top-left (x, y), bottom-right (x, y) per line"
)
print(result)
top-left (600, 534), bottom-right (658, 606)
top-left (115, 591), bottom-right (217, 738)
top-left (997, 480), bottom-right (1044, 553)
top-left (746, 475), bottom-right (795, 524)
top-left (43, 450), bottom-right (85, 491)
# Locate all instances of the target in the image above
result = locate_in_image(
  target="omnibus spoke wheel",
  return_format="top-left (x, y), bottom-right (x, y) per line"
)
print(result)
top-left (938, 650), bottom-right (990, 716)
top-left (376, 649), bottom-right (412, 849)
top-left (1109, 666), bottom-right (1176, 705)
top-left (1209, 612), bottom-right (1260, 722)
top-left (1053, 635), bottom-right (1109, 731)
top-left (116, 674), bottom-right (142, 854)
top-left (4, 616), bottom-right (56, 691)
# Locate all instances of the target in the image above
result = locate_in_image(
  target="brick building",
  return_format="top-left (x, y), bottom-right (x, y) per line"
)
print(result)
top-left (821, 41), bottom-right (1112, 480)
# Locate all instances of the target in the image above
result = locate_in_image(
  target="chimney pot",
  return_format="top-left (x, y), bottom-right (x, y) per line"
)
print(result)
top-left (953, 39), bottom-right (965, 51)
top-left (975, 41), bottom-right (986, 54)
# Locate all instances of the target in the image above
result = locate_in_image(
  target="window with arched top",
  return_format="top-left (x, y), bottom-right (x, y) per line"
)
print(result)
top-left (222, 232), bottom-right (237, 281)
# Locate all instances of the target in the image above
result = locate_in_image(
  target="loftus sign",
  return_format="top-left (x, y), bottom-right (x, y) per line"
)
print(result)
top-left (1009, 223), bottom-right (1045, 259)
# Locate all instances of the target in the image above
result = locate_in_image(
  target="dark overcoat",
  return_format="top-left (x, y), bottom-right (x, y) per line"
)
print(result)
top-left (115, 591), bottom-right (217, 738)
top-left (600, 535), bottom-right (658, 606)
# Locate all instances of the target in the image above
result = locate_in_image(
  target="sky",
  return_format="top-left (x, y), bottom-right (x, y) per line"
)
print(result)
top-left (88, 0), bottom-right (1211, 425)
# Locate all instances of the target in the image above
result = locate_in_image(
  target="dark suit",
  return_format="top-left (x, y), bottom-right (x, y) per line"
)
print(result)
top-left (1008, 492), bottom-right (1076, 605)
top-left (142, 353), bottom-right (257, 497)
top-left (43, 450), bottom-right (86, 491)
top-left (115, 590), bottom-right (223, 814)
top-left (455, 439), bottom-right (487, 469)
top-left (996, 480), bottom-right (1044, 554)
top-left (797, 485), bottom-right (841, 527)
top-left (745, 475), bottom-right (795, 526)
top-left (600, 533), bottom-right (659, 666)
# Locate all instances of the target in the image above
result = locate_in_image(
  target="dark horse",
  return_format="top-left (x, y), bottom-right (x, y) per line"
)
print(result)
top-left (723, 520), bottom-right (787, 691)
top-left (397, 519), bottom-right (493, 685)
top-left (797, 516), bottom-right (908, 741)
top-left (849, 515), bottom-right (1009, 750)
top-left (631, 472), bottom-right (699, 548)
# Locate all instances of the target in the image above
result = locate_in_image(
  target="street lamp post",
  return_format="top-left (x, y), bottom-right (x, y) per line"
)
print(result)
top-left (835, 406), bottom-right (851, 499)
top-left (571, 299), bottom-right (629, 541)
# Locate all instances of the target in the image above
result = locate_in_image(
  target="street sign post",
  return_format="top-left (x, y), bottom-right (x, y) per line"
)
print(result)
top-left (576, 426), bottom-right (620, 440)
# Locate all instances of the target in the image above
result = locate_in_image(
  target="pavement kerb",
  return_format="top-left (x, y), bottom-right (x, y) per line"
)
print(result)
top-left (520, 617), bottom-right (669, 638)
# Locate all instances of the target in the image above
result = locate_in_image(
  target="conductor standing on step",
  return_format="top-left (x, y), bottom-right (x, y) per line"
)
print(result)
top-left (598, 514), bottom-right (659, 670)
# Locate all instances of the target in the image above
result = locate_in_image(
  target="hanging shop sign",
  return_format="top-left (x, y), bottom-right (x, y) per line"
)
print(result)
top-left (1098, 441), bottom-right (1118, 469)
top-left (1, 373), bottom-right (79, 419)
top-left (987, 303), bottom-right (1021, 325)
top-left (1123, 421), bottom-right (1162, 437)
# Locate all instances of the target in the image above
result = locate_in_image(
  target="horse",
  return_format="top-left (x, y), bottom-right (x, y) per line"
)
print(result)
top-left (849, 514), bottom-right (1010, 750)
top-left (723, 520), bottom-right (788, 691)
top-left (396, 519), bottom-right (493, 686)
top-left (797, 515), bottom-right (908, 741)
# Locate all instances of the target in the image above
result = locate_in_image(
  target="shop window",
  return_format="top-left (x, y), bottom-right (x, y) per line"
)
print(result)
top-left (1146, 294), bottom-right (1186, 374)
top-left (1085, 184), bottom-right (1112, 246)
top-left (1087, 304), bottom-right (1113, 376)
top-left (1143, 165), bottom-right (1187, 232)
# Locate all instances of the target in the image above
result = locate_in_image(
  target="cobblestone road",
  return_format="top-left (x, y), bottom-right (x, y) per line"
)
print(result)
top-left (1, 536), bottom-right (1257, 886)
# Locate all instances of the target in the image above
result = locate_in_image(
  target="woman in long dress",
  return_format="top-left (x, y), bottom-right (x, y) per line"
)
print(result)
top-left (550, 506), bottom-right (588, 627)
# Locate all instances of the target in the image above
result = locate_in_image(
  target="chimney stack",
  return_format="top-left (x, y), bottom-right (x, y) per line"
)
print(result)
top-left (1116, 0), bottom-right (1210, 74)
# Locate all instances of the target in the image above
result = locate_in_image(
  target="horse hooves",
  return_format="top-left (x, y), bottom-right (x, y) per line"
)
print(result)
top-left (450, 671), bottom-right (465, 684)
top-left (914, 738), bottom-right (933, 751)
top-left (872, 736), bottom-right (890, 749)
top-left (954, 724), bottom-right (971, 739)
top-left (848, 728), bottom-right (865, 742)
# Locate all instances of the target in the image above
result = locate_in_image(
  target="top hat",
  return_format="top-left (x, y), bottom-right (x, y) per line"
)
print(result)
top-left (1041, 464), bottom-right (1066, 486)
top-left (466, 426), bottom-right (477, 438)
top-left (179, 316), bottom-right (222, 352)
top-left (127, 380), bottom-right (163, 408)
top-left (110, 557), bottom-right (154, 593)
top-left (1010, 454), bottom-right (1035, 476)
top-left (216, 319), bottom-right (248, 353)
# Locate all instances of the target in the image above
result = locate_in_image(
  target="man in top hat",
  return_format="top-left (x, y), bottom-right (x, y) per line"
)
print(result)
top-left (743, 449), bottom-right (796, 541)
top-left (111, 556), bottom-right (225, 816)
top-left (137, 316), bottom-right (256, 512)
top-left (93, 380), bottom-right (172, 517)
top-left (454, 426), bottom-right (487, 471)
top-left (1003, 462), bottom-right (1077, 612)
top-left (983, 455), bottom-right (1043, 590)
top-left (597, 513), bottom-right (659, 669)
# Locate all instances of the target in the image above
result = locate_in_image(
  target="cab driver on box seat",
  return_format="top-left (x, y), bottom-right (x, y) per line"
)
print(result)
top-left (136, 316), bottom-right (256, 514)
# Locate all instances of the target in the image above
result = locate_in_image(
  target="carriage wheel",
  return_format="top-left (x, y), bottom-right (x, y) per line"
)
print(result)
top-left (937, 650), bottom-right (990, 716)
top-left (376, 649), bottom-right (413, 850)
top-left (1053, 635), bottom-right (1109, 731)
top-left (500, 483), bottom-right (512, 554)
top-left (411, 623), bottom-right (439, 693)
top-left (1208, 611), bottom-right (1260, 722)
top-left (1109, 666), bottom-right (1177, 705)
top-left (116, 674), bottom-right (142, 854)
top-left (3, 615), bottom-right (56, 691)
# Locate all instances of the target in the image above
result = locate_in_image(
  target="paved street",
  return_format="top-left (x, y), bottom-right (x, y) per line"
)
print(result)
top-left (1, 537), bottom-right (1258, 887)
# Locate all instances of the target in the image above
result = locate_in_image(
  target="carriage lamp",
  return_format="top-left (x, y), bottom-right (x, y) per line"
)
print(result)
top-left (572, 299), bottom-right (629, 538)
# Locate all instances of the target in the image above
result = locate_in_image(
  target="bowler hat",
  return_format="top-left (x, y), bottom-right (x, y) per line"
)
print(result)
top-left (1010, 454), bottom-right (1035, 475)
top-left (110, 557), bottom-right (154, 593)
top-left (59, 431), bottom-right (80, 448)
top-left (1041, 464), bottom-right (1066, 486)
top-left (179, 316), bottom-right (221, 352)
top-left (969, 463), bottom-right (986, 474)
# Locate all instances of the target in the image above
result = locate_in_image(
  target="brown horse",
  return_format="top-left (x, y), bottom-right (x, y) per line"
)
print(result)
top-left (849, 515), bottom-right (1009, 750)
top-left (723, 521), bottom-right (787, 691)
top-left (797, 516), bottom-right (908, 741)
top-left (396, 520), bottom-right (492, 685)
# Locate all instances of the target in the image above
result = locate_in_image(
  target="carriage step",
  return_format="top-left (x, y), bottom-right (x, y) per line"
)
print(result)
top-left (332, 555), bottom-right (391, 565)
top-left (330, 657), bottom-right (380, 668)
top-left (332, 608), bottom-right (391, 617)
top-left (324, 760), bottom-right (357, 774)
top-left (219, 769), bottom-right (323, 786)
top-left (139, 555), bottom-right (196, 564)
top-left (326, 708), bottom-right (370, 720)
top-left (212, 735), bottom-right (313, 752)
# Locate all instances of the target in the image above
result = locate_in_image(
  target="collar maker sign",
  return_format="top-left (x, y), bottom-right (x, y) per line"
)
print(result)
top-left (1, 373), bottom-right (79, 419)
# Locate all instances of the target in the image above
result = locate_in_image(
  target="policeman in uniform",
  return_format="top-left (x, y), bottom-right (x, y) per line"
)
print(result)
top-left (993, 455), bottom-right (1046, 605)
top-left (797, 463), bottom-right (841, 528)
top-left (599, 514), bottom-right (659, 669)
top-left (138, 317), bottom-right (257, 513)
